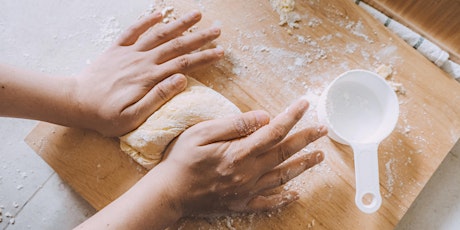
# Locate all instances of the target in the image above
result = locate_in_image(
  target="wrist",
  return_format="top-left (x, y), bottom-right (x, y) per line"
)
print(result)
top-left (143, 163), bottom-right (185, 220)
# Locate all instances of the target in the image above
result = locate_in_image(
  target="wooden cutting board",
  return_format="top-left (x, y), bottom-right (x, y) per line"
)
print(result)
top-left (25, 0), bottom-right (460, 229)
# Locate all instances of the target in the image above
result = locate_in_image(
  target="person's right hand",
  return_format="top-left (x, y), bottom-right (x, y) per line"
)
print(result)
top-left (157, 98), bottom-right (327, 217)
top-left (77, 98), bottom-right (327, 230)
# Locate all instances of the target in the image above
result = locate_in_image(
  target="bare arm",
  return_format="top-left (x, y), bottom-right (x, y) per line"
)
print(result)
top-left (0, 65), bottom-right (79, 126)
top-left (0, 10), bottom-right (223, 136)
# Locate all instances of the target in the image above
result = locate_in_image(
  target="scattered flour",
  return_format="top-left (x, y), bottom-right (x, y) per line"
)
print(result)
top-left (385, 158), bottom-right (395, 198)
top-left (92, 16), bottom-right (122, 49)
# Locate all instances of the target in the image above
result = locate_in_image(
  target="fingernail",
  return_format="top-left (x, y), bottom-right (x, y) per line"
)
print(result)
top-left (215, 46), bottom-right (225, 57)
top-left (317, 125), bottom-right (328, 136)
top-left (190, 10), bottom-right (201, 20)
top-left (210, 27), bottom-right (221, 35)
top-left (298, 98), bottom-right (310, 111)
top-left (315, 152), bottom-right (324, 163)
top-left (254, 110), bottom-right (270, 126)
top-left (171, 74), bottom-right (186, 89)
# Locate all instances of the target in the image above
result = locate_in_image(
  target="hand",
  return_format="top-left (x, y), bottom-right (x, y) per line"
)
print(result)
top-left (158, 98), bottom-right (327, 216)
top-left (76, 98), bottom-right (327, 230)
top-left (72, 11), bottom-right (223, 136)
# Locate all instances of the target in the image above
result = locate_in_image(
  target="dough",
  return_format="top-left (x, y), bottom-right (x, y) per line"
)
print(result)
top-left (119, 77), bottom-right (241, 170)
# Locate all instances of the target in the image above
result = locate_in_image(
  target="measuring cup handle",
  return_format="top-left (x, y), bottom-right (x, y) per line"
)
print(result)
top-left (351, 143), bottom-right (382, 214)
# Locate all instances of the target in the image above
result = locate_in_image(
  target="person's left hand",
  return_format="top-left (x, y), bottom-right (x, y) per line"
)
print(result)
top-left (72, 11), bottom-right (223, 136)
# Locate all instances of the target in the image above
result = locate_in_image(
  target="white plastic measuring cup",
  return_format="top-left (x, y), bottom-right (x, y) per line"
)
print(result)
top-left (317, 69), bottom-right (399, 214)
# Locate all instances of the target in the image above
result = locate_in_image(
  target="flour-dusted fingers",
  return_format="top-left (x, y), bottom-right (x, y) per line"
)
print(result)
top-left (116, 12), bottom-right (163, 47)
top-left (135, 10), bottom-right (202, 51)
top-left (256, 126), bottom-right (327, 172)
top-left (235, 98), bottom-right (310, 159)
top-left (245, 191), bottom-right (299, 212)
top-left (188, 110), bottom-right (270, 145)
top-left (152, 27), bottom-right (221, 64)
top-left (156, 47), bottom-right (224, 77)
top-left (120, 74), bottom-right (187, 135)
top-left (254, 151), bottom-right (324, 192)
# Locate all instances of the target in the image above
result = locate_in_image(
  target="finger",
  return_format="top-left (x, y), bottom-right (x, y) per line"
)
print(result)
top-left (116, 12), bottom-right (163, 46)
top-left (122, 74), bottom-right (187, 132)
top-left (257, 125), bottom-right (327, 172)
top-left (155, 47), bottom-right (224, 77)
top-left (151, 27), bottom-right (221, 64)
top-left (136, 10), bottom-right (202, 51)
top-left (236, 98), bottom-right (310, 159)
top-left (246, 190), bottom-right (299, 212)
top-left (255, 151), bottom-right (324, 192)
top-left (191, 110), bottom-right (270, 145)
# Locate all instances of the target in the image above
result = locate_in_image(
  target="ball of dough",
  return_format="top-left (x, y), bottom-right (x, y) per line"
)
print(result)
top-left (119, 77), bottom-right (241, 170)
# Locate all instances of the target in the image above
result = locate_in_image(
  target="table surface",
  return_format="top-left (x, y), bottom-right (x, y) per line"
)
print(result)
top-left (1, 0), bottom-right (460, 229)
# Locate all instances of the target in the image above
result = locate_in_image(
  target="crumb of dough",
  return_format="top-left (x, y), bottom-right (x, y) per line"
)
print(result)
top-left (376, 64), bottom-right (393, 79)
top-left (161, 6), bottom-right (175, 24)
top-left (375, 64), bottom-right (406, 95)
top-left (388, 81), bottom-right (407, 95)
top-left (270, 0), bottom-right (301, 28)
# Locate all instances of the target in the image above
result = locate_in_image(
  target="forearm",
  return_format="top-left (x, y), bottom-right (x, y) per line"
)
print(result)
top-left (76, 163), bottom-right (183, 230)
top-left (0, 64), bottom-right (79, 126)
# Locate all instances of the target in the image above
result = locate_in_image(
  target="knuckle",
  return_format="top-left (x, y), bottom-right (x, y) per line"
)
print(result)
top-left (154, 83), bottom-right (170, 101)
top-left (176, 56), bottom-right (190, 70)
top-left (269, 125), bottom-right (286, 143)
top-left (277, 169), bottom-right (288, 185)
top-left (277, 147), bottom-right (290, 163)
top-left (232, 117), bottom-right (250, 137)
top-left (171, 38), bottom-right (184, 51)
top-left (232, 113), bottom-right (260, 137)
top-left (126, 26), bottom-right (140, 36)
top-left (155, 30), bottom-right (168, 41)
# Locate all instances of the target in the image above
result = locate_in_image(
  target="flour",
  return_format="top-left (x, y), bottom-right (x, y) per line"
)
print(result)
top-left (92, 16), bottom-right (122, 49)
top-left (385, 158), bottom-right (395, 198)
top-left (307, 17), bottom-right (322, 27)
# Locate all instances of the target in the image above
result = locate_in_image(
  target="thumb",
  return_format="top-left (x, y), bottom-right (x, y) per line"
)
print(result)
top-left (126, 74), bottom-right (187, 127)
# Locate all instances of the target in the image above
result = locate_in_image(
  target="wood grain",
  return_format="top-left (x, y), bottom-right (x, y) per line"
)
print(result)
top-left (363, 0), bottom-right (460, 62)
top-left (25, 0), bottom-right (460, 229)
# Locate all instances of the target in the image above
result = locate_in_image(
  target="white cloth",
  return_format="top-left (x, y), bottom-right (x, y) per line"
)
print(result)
top-left (442, 60), bottom-right (460, 79)
top-left (355, 1), bottom-right (460, 79)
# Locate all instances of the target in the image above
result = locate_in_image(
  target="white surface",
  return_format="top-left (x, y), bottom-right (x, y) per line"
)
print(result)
top-left (0, 0), bottom-right (459, 229)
